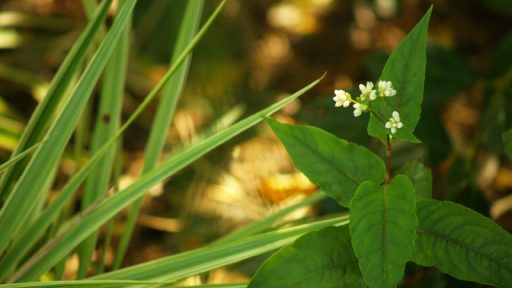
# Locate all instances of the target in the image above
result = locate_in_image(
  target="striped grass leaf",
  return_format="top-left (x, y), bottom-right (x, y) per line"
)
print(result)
top-left (249, 226), bottom-right (365, 288)
top-left (0, 140), bottom-right (46, 174)
top-left (350, 175), bottom-right (417, 288)
top-left (0, 0), bottom-right (137, 256)
top-left (266, 118), bottom-right (385, 207)
top-left (0, 0), bottom-right (113, 200)
top-left (92, 216), bottom-right (348, 281)
top-left (7, 76), bottom-right (323, 282)
top-left (114, 0), bottom-right (205, 270)
top-left (0, 281), bottom-right (247, 288)
top-left (77, 7), bottom-right (131, 278)
top-left (412, 200), bottom-right (512, 287)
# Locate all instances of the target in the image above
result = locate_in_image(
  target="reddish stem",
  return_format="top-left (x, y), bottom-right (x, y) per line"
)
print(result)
top-left (385, 135), bottom-right (392, 184)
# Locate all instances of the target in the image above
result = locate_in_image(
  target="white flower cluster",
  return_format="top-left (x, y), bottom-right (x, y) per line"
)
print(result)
top-left (333, 80), bottom-right (403, 135)
top-left (333, 89), bottom-right (351, 107)
top-left (359, 82), bottom-right (377, 101)
top-left (385, 111), bottom-right (403, 135)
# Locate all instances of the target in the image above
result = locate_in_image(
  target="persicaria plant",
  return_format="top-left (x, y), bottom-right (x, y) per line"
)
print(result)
top-left (248, 7), bottom-right (512, 288)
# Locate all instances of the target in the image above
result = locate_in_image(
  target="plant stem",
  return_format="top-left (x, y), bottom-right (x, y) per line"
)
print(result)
top-left (385, 135), bottom-right (392, 184)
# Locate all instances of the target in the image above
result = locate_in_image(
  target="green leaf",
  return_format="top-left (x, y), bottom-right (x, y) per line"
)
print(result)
top-left (397, 161), bottom-right (432, 201)
top-left (412, 200), bottom-right (512, 287)
top-left (350, 175), bottom-right (417, 288)
top-left (367, 7), bottom-right (432, 143)
top-left (249, 226), bottom-right (365, 288)
top-left (503, 127), bottom-right (512, 158)
top-left (266, 119), bottom-right (385, 207)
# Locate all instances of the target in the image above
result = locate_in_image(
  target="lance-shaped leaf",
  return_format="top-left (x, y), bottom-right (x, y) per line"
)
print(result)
top-left (267, 119), bottom-right (385, 207)
top-left (397, 161), bottom-right (432, 201)
top-left (367, 7), bottom-right (432, 142)
top-left (249, 226), bottom-right (366, 288)
top-left (350, 175), bottom-right (417, 288)
top-left (412, 200), bottom-right (512, 287)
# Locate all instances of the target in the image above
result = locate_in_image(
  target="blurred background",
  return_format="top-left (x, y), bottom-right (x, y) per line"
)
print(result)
top-left (0, 0), bottom-right (511, 286)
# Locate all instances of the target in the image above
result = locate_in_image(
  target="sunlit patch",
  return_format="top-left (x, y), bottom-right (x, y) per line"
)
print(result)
top-left (267, 0), bottom-right (332, 35)
top-left (375, 0), bottom-right (397, 18)
top-left (349, 3), bottom-right (376, 50)
top-left (250, 32), bottom-right (291, 89)
top-left (260, 172), bottom-right (317, 203)
top-left (0, 30), bottom-right (23, 49)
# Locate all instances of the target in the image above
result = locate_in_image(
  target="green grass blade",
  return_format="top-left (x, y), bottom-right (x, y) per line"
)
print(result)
top-left (77, 10), bottom-right (131, 279)
top-left (92, 215), bottom-right (348, 281)
top-left (0, 0), bottom-right (113, 200)
top-left (190, 105), bottom-right (245, 144)
top-left (0, 147), bottom-right (102, 281)
top-left (0, 281), bottom-right (247, 288)
top-left (8, 76), bottom-right (322, 282)
top-left (171, 284), bottom-right (247, 288)
top-left (114, 0), bottom-right (204, 270)
top-left (0, 140), bottom-right (45, 174)
top-left (214, 192), bottom-right (326, 245)
top-left (0, 0), bottom-right (137, 257)
top-left (144, 0), bottom-right (203, 171)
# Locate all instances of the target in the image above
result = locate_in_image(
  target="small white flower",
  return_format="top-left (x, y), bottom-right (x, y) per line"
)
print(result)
top-left (333, 89), bottom-right (352, 107)
top-left (385, 111), bottom-right (403, 134)
top-left (377, 80), bottom-right (396, 97)
top-left (353, 103), bottom-right (368, 117)
top-left (359, 81), bottom-right (377, 101)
